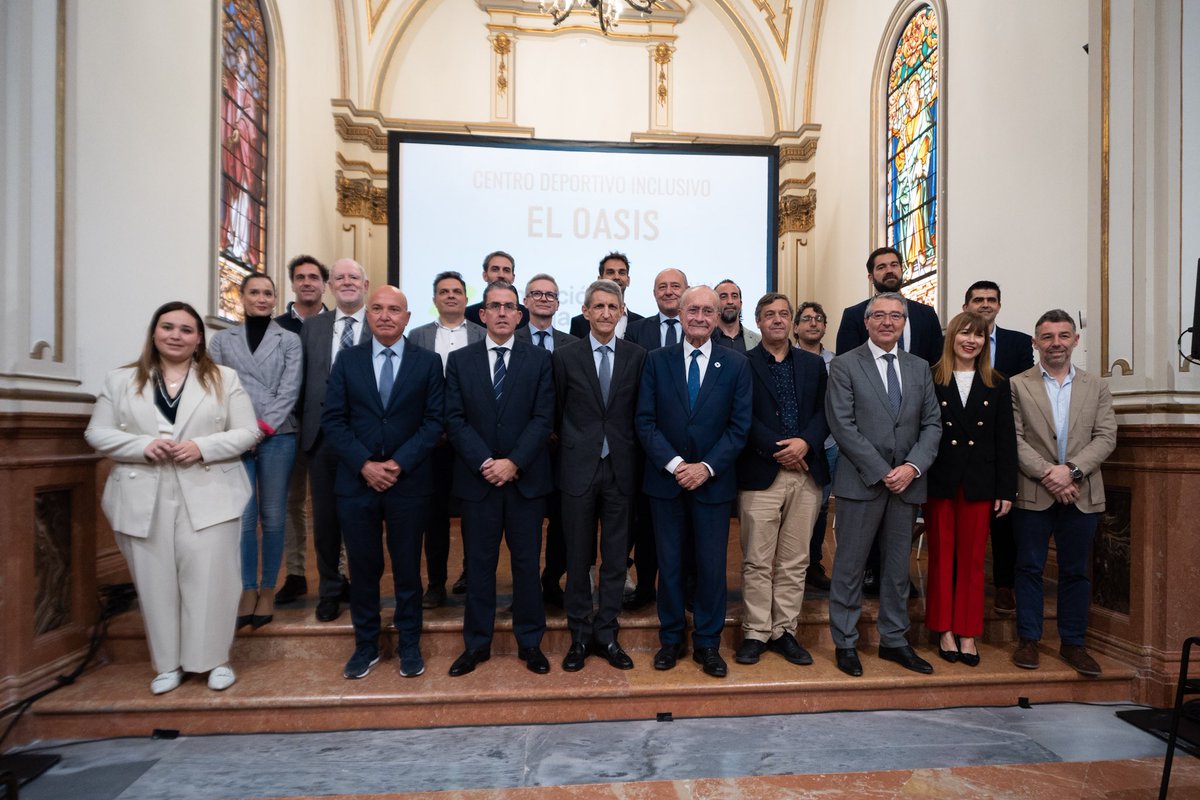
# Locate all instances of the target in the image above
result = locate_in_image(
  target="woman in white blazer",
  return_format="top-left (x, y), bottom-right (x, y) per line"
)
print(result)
top-left (86, 301), bottom-right (259, 694)
top-left (209, 274), bottom-right (303, 629)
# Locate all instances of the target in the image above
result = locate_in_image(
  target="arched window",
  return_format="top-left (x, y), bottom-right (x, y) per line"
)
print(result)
top-left (217, 0), bottom-right (270, 322)
top-left (885, 4), bottom-right (939, 308)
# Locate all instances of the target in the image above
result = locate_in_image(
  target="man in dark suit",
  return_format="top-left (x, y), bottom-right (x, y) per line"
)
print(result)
top-left (554, 279), bottom-right (646, 672)
top-left (568, 252), bottom-right (644, 339)
top-left (962, 280), bottom-right (1034, 617)
top-left (300, 258), bottom-right (372, 622)
top-left (463, 250), bottom-right (530, 329)
top-left (445, 280), bottom-right (555, 676)
top-left (636, 285), bottom-right (752, 678)
top-left (320, 286), bottom-right (444, 680)
top-left (734, 293), bottom-right (829, 668)
top-left (835, 246), bottom-right (944, 365)
top-left (406, 271), bottom-right (486, 608)
top-left (825, 292), bottom-right (942, 677)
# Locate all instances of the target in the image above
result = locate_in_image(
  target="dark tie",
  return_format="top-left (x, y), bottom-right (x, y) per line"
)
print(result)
top-left (898, 330), bottom-right (906, 351)
top-left (597, 345), bottom-right (612, 457)
top-left (492, 346), bottom-right (508, 401)
top-left (687, 348), bottom-right (702, 409)
top-left (339, 317), bottom-right (356, 351)
top-left (378, 348), bottom-right (395, 405)
top-left (883, 353), bottom-right (902, 415)
top-left (664, 318), bottom-right (679, 347)
top-left (536, 330), bottom-right (549, 349)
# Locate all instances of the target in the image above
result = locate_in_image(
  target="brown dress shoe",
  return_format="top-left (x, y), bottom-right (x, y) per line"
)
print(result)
top-left (1012, 639), bottom-right (1040, 670)
top-left (994, 587), bottom-right (1016, 616)
top-left (1059, 644), bottom-right (1102, 677)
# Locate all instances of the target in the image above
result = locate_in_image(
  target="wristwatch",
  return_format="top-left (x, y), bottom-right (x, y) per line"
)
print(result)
top-left (1065, 461), bottom-right (1084, 482)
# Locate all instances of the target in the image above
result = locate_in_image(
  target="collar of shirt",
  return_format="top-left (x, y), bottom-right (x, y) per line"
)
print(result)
top-left (372, 337), bottom-right (404, 360)
top-left (486, 335), bottom-right (515, 351)
top-left (1039, 362), bottom-right (1076, 385)
top-left (867, 338), bottom-right (903, 391)
top-left (658, 312), bottom-right (680, 325)
top-left (684, 338), bottom-right (713, 364)
top-left (529, 323), bottom-right (554, 346)
top-left (589, 332), bottom-right (617, 351)
top-left (435, 318), bottom-right (467, 332)
top-left (339, 307), bottom-right (365, 326)
top-left (764, 345), bottom-right (793, 364)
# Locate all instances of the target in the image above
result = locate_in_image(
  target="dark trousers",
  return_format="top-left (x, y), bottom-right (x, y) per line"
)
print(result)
top-left (422, 442), bottom-right (454, 588)
top-left (307, 439), bottom-right (346, 600)
top-left (540, 490), bottom-right (566, 592)
top-left (1013, 504), bottom-right (1098, 646)
top-left (629, 494), bottom-right (658, 594)
top-left (810, 444), bottom-right (838, 568)
top-left (650, 494), bottom-right (731, 649)
top-left (990, 511), bottom-right (1017, 589)
top-left (460, 486), bottom-right (547, 651)
top-left (337, 488), bottom-right (425, 650)
top-left (562, 458), bottom-right (631, 645)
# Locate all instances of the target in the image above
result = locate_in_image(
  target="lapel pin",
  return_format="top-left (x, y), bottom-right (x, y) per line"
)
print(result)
top-left (714, 362), bottom-right (722, 368)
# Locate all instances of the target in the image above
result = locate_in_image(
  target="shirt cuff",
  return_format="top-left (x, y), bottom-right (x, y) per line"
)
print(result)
top-left (701, 462), bottom-right (714, 477)
top-left (665, 456), bottom-right (683, 474)
top-left (904, 461), bottom-right (922, 478)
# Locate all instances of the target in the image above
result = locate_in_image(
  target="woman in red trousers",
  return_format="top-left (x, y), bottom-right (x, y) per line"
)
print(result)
top-left (925, 311), bottom-right (1018, 666)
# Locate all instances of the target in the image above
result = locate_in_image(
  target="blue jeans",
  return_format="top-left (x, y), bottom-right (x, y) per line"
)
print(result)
top-left (240, 433), bottom-right (296, 590)
top-left (1012, 504), bottom-right (1098, 646)
top-left (810, 444), bottom-right (839, 567)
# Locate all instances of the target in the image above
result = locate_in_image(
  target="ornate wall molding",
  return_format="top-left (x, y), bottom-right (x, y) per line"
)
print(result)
top-left (649, 42), bottom-right (675, 131)
top-left (753, 0), bottom-right (792, 57)
top-left (490, 31), bottom-right (515, 123)
top-left (336, 171), bottom-right (388, 224)
top-left (778, 189), bottom-right (815, 235)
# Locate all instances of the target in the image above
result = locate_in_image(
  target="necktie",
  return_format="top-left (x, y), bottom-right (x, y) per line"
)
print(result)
top-left (664, 318), bottom-right (679, 347)
top-left (598, 345), bottom-right (612, 458)
top-left (378, 348), bottom-right (395, 405)
top-left (898, 330), bottom-right (906, 351)
top-left (536, 330), bottom-right (549, 350)
top-left (687, 348), bottom-right (702, 409)
top-left (492, 346), bottom-right (508, 401)
top-left (339, 317), bottom-right (356, 351)
top-left (883, 353), bottom-right (902, 415)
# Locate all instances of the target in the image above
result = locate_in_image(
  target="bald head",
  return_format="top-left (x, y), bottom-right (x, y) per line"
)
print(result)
top-left (680, 285), bottom-right (718, 346)
top-left (330, 258), bottom-right (369, 313)
top-left (652, 268), bottom-right (689, 317)
top-left (366, 285), bottom-right (410, 346)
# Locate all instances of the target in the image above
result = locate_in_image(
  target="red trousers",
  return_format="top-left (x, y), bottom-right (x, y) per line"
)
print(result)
top-left (925, 489), bottom-right (992, 637)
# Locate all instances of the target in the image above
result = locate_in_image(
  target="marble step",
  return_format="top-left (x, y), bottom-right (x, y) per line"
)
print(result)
top-left (31, 639), bottom-right (1133, 740)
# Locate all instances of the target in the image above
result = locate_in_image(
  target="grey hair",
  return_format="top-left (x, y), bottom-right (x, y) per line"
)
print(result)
top-left (584, 279), bottom-right (624, 309)
top-left (865, 291), bottom-right (908, 318)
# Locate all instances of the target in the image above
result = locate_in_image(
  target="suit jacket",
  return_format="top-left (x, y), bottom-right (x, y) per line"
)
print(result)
top-left (273, 304), bottom-right (327, 336)
top-left (465, 301), bottom-right (530, 329)
top-left (825, 343), bottom-right (942, 503)
top-left (299, 310), bottom-right (371, 452)
top-left (1009, 365), bottom-right (1116, 513)
top-left (319, 339), bottom-right (445, 497)
top-left (445, 339), bottom-right (555, 501)
top-left (711, 325), bottom-right (762, 352)
top-left (85, 365), bottom-right (259, 537)
top-left (515, 325), bottom-right (577, 350)
top-left (625, 313), bottom-right (680, 352)
top-left (927, 375), bottom-right (1018, 502)
top-left (568, 309), bottom-right (644, 339)
top-left (552, 336), bottom-right (646, 497)
top-left (835, 297), bottom-right (944, 365)
top-left (635, 342), bottom-right (752, 504)
top-left (994, 325), bottom-right (1034, 379)
top-left (737, 343), bottom-right (830, 491)
top-left (406, 318), bottom-right (486, 359)
top-left (208, 320), bottom-right (303, 435)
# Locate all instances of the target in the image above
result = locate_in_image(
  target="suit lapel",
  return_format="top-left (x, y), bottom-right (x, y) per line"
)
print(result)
top-left (1022, 370), bottom-right (1057, 434)
top-left (691, 347), bottom-right (726, 416)
top-left (254, 325), bottom-right (281, 365)
top-left (664, 345), bottom-right (691, 412)
top-left (386, 346), bottom-right (417, 412)
top-left (496, 342), bottom-right (526, 415)
top-left (1066, 369), bottom-right (1090, 440)
top-left (857, 347), bottom-right (894, 417)
top-left (578, 341), bottom-right (608, 410)
top-left (748, 348), bottom-right (782, 408)
top-left (355, 345), bottom-right (385, 413)
top-left (132, 379), bottom-right (158, 435)
top-left (173, 366), bottom-right (205, 434)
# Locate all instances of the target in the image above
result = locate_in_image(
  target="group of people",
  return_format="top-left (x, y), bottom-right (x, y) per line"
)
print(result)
top-left (85, 245), bottom-right (1116, 694)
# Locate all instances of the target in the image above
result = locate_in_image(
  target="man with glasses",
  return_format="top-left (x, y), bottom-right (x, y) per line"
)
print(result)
top-left (794, 301), bottom-right (837, 591)
top-left (825, 292), bottom-right (941, 677)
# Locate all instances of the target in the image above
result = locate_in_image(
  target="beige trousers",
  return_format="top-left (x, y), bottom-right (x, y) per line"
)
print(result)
top-left (738, 467), bottom-right (822, 641)
top-left (116, 466), bottom-right (240, 674)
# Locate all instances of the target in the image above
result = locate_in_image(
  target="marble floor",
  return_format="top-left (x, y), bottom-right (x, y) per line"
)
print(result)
top-left (11, 702), bottom-right (1195, 799)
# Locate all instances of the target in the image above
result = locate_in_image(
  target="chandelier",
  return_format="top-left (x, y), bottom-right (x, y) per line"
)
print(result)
top-left (538, 0), bottom-right (663, 33)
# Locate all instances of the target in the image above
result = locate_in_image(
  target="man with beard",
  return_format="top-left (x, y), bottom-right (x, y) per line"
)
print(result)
top-left (711, 279), bottom-right (762, 352)
top-left (835, 247), bottom-right (942, 365)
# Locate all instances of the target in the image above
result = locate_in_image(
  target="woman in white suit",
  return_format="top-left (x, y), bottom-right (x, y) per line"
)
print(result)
top-left (209, 274), bottom-right (303, 629)
top-left (86, 301), bottom-right (260, 694)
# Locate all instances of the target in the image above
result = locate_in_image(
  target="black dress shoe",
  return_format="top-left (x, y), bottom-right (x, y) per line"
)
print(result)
top-left (274, 574), bottom-right (308, 605)
top-left (959, 651), bottom-right (981, 668)
top-left (250, 614), bottom-right (273, 630)
top-left (622, 589), bottom-right (655, 611)
top-left (562, 642), bottom-right (588, 672)
top-left (938, 646), bottom-right (960, 664)
top-left (518, 646), bottom-right (550, 674)
top-left (338, 578), bottom-right (352, 602)
top-left (653, 643), bottom-right (686, 671)
top-left (451, 573), bottom-right (468, 594)
top-left (835, 647), bottom-right (863, 677)
top-left (236, 614), bottom-right (253, 630)
top-left (767, 632), bottom-right (813, 666)
top-left (878, 644), bottom-right (934, 674)
top-left (421, 585), bottom-right (446, 609)
top-left (692, 647), bottom-right (728, 678)
top-left (593, 640), bottom-right (634, 670)
top-left (805, 565), bottom-right (832, 591)
top-left (449, 648), bottom-right (491, 677)
top-left (734, 639), bottom-right (766, 665)
top-left (315, 597), bottom-right (341, 622)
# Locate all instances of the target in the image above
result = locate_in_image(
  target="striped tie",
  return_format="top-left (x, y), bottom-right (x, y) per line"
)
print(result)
top-left (492, 346), bottom-right (508, 401)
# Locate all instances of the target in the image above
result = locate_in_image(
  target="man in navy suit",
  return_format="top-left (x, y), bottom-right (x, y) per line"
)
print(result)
top-left (445, 280), bottom-right (555, 676)
top-left (568, 252), bottom-right (645, 339)
top-left (463, 250), bottom-right (530, 330)
top-left (320, 286), bottom-right (444, 681)
top-left (962, 280), bottom-right (1034, 616)
top-left (835, 246), bottom-right (943, 365)
top-left (636, 285), bottom-right (752, 678)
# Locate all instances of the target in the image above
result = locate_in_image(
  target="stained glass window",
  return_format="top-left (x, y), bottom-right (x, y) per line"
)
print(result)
top-left (217, 0), bottom-right (269, 323)
top-left (885, 5), bottom-right (938, 308)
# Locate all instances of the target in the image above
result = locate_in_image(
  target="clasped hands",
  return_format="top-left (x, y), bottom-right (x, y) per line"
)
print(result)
top-left (674, 462), bottom-right (710, 491)
top-left (882, 463), bottom-right (918, 494)
top-left (361, 459), bottom-right (403, 492)
top-left (481, 457), bottom-right (518, 487)
top-left (1039, 463), bottom-right (1079, 505)
top-left (143, 438), bottom-right (203, 466)
top-left (773, 438), bottom-right (810, 471)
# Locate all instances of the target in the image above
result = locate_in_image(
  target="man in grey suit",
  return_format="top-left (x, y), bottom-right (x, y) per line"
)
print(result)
top-left (825, 292), bottom-right (941, 677)
top-left (300, 258), bottom-right (371, 622)
top-left (407, 271), bottom-right (486, 608)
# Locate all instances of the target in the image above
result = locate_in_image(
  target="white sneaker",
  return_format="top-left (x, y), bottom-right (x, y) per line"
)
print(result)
top-left (207, 664), bottom-right (236, 691)
top-left (150, 669), bottom-right (182, 695)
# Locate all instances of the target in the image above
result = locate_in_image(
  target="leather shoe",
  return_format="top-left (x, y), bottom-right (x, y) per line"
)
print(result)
top-left (593, 640), bottom-right (634, 670)
top-left (835, 647), bottom-right (863, 677)
top-left (805, 564), bottom-right (832, 591)
top-left (879, 644), bottom-right (934, 674)
top-left (338, 578), bottom-right (352, 601)
top-left (236, 614), bottom-right (253, 630)
top-left (1012, 639), bottom-right (1040, 670)
top-left (768, 632), bottom-right (813, 666)
top-left (622, 589), bottom-right (655, 611)
top-left (862, 569), bottom-right (880, 597)
top-left (449, 648), bottom-right (491, 677)
top-left (315, 597), bottom-right (341, 622)
top-left (1059, 644), bottom-right (1102, 677)
top-left (421, 585), bottom-right (446, 609)
top-left (273, 574), bottom-right (308, 605)
top-left (518, 646), bottom-right (550, 674)
top-left (451, 573), bottom-right (467, 594)
top-left (994, 587), bottom-right (1016, 616)
top-left (734, 639), bottom-right (766, 665)
top-left (562, 641), bottom-right (588, 672)
top-left (692, 647), bottom-right (728, 678)
top-left (958, 651), bottom-right (981, 668)
top-left (654, 643), bottom-right (686, 671)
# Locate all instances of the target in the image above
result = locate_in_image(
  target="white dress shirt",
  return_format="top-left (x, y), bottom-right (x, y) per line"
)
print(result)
top-left (867, 339), bottom-right (903, 392)
top-left (485, 335), bottom-right (515, 374)
top-left (433, 318), bottom-right (471, 373)
top-left (371, 337), bottom-right (405, 387)
top-left (330, 307), bottom-right (367, 365)
top-left (666, 337), bottom-right (715, 477)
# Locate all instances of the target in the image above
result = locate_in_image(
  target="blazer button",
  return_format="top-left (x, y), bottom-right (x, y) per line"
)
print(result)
top-left (946, 421), bottom-right (953, 427)
top-left (950, 439), bottom-right (958, 445)
top-left (128, 471), bottom-right (137, 478)
top-left (977, 421), bottom-right (984, 426)
top-left (204, 465), bottom-right (211, 471)
top-left (119, 423), bottom-right (127, 430)
top-left (983, 400), bottom-right (989, 406)
top-left (940, 401), bottom-right (947, 407)
top-left (968, 440), bottom-right (975, 446)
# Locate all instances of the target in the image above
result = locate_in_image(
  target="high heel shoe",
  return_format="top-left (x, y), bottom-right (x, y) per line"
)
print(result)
top-left (937, 633), bottom-right (960, 663)
top-left (957, 636), bottom-right (980, 667)
top-left (237, 589), bottom-right (258, 630)
top-left (251, 591), bottom-right (274, 629)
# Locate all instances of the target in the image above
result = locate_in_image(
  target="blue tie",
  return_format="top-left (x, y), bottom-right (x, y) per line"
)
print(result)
top-left (883, 353), bottom-right (902, 415)
top-left (492, 346), bottom-right (508, 401)
top-left (687, 349), bottom-right (702, 409)
top-left (664, 318), bottom-right (679, 348)
top-left (378, 348), bottom-right (395, 405)
top-left (536, 330), bottom-right (549, 350)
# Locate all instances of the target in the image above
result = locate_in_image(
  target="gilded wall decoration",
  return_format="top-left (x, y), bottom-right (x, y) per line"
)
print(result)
top-left (778, 191), bottom-right (815, 235)
top-left (1094, 487), bottom-right (1132, 614)
top-left (493, 33), bottom-right (512, 97)
top-left (337, 172), bottom-right (388, 224)
top-left (779, 137), bottom-right (818, 165)
top-left (653, 43), bottom-right (672, 107)
top-left (34, 489), bottom-right (72, 635)
top-left (754, 0), bottom-right (792, 56)
top-left (334, 114), bottom-right (390, 152)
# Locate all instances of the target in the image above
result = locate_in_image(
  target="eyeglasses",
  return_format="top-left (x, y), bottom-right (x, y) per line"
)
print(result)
top-left (797, 314), bottom-right (826, 324)
top-left (526, 290), bottom-right (558, 301)
top-left (868, 311), bottom-right (907, 323)
top-left (484, 302), bottom-right (519, 312)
